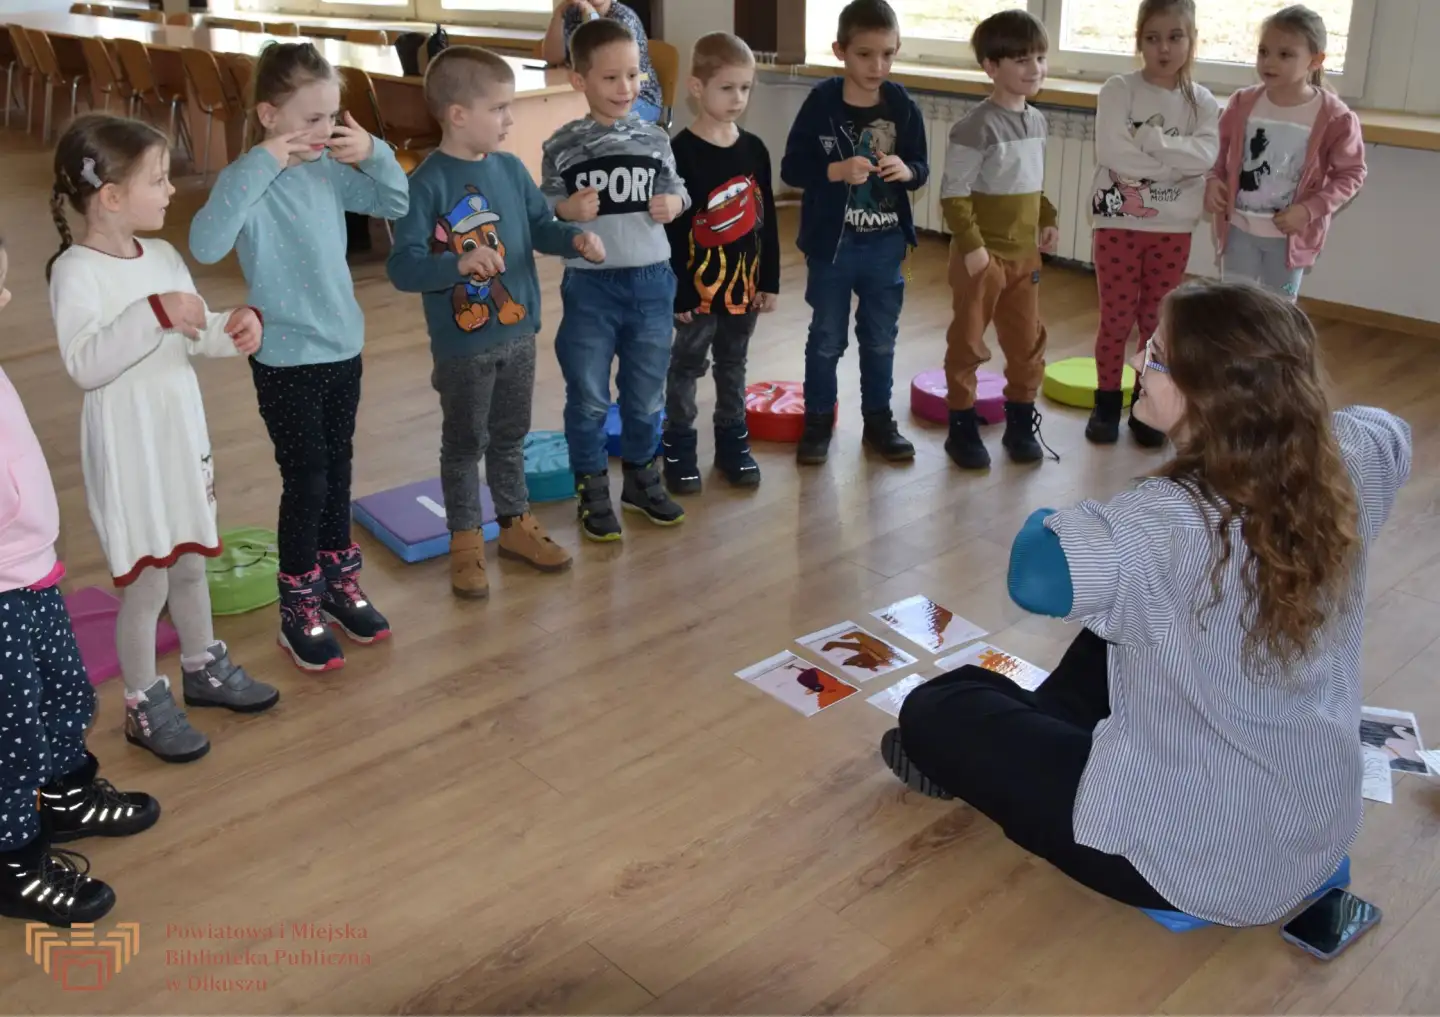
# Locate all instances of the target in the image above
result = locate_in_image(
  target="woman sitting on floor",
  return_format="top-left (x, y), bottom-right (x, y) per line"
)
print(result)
top-left (882, 280), bottom-right (1411, 927)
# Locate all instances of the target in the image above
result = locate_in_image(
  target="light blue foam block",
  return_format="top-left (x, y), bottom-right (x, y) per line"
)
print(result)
top-left (1141, 855), bottom-right (1351, 932)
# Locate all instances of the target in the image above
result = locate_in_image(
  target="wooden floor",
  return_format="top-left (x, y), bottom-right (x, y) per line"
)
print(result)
top-left (2, 132), bottom-right (1439, 1014)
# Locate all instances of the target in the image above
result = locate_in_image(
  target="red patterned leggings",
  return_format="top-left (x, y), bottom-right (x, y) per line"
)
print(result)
top-left (1092, 229), bottom-right (1192, 391)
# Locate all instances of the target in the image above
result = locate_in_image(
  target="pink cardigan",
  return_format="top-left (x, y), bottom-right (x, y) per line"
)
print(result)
top-left (1208, 85), bottom-right (1367, 269)
top-left (0, 367), bottom-right (60, 593)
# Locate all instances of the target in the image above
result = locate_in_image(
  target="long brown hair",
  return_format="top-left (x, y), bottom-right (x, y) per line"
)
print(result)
top-left (1264, 4), bottom-right (1328, 90)
top-left (247, 41), bottom-right (337, 143)
top-left (1136, 0), bottom-right (1199, 116)
top-left (47, 113), bottom-right (168, 280)
top-left (1157, 280), bottom-right (1358, 670)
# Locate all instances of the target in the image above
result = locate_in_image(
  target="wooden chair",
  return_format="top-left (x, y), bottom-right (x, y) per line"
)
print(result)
top-left (216, 51), bottom-right (253, 146)
top-left (345, 28), bottom-right (388, 46)
top-left (211, 18), bottom-right (263, 32)
top-left (24, 29), bottom-right (86, 143)
top-left (647, 38), bottom-right (678, 130)
top-left (1, 25), bottom-right (31, 131)
top-left (112, 36), bottom-right (190, 157)
top-left (135, 10), bottom-right (164, 23)
top-left (69, 3), bottom-right (89, 13)
top-left (80, 35), bottom-right (122, 112)
top-left (266, 22), bottom-right (300, 37)
top-left (165, 12), bottom-right (195, 26)
top-left (89, 4), bottom-right (112, 13)
top-left (179, 47), bottom-right (237, 181)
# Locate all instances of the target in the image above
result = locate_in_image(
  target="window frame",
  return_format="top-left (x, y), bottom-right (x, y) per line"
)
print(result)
top-left (233, 0), bottom-right (551, 31)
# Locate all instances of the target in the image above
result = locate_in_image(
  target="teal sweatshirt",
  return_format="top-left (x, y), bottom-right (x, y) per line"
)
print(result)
top-left (189, 141), bottom-right (409, 367)
top-left (386, 150), bottom-right (581, 362)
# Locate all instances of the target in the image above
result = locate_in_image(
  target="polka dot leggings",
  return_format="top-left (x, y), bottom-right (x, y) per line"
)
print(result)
top-left (1092, 229), bottom-right (1193, 391)
top-left (251, 355), bottom-right (362, 577)
top-left (0, 586), bottom-right (96, 850)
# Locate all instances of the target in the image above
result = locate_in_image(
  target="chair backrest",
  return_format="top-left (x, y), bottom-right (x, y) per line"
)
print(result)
top-left (165, 12), bottom-right (194, 26)
top-left (23, 28), bottom-right (63, 80)
top-left (647, 38), bottom-right (679, 110)
top-left (345, 28), bottom-right (387, 45)
top-left (6, 24), bottom-right (38, 72)
top-left (335, 64), bottom-right (383, 138)
top-left (180, 47), bottom-right (229, 115)
top-left (216, 50), bottom-right (252, 107)
top-left (266, 22), bottom-right (300, 37)
top-left (69, 3), bottom-right (89, 13)
top-left (88, 4), bottom-right (111, 13)
top-left (112, 36), bottom-right (156, 96)
top-left (80, 35), bottom-right (119, 103)
top-left (135, 9), bottom-right (163, 23)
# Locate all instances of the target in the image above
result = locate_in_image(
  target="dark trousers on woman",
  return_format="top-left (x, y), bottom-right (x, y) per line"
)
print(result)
top-left (898, 628), bottom-right (1173, 910)
top-left (251, 355), bottom-right (362, 577)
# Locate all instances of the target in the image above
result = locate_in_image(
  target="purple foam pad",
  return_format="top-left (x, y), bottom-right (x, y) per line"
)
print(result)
top-left (65, 586), bottom-right (180, 687)
top-left (353, 478), bottom-right (496, 545)
top-left (910, 369), bottom-right (1006, 425)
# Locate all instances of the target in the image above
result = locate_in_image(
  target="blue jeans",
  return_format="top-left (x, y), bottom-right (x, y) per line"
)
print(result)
top-left (555, 262), bottom-right (677, 476)
top-left (803, 230), bottom-right (907, 415)
top-left (1221, 228), bottom-right (1305, 301)
top-left (632, 96), bottom-right (662, 123)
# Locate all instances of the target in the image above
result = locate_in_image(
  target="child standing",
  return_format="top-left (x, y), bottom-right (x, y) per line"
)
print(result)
top-left (542, 17), bottom-right (690, 542)
top-left (48, 115), bottom-right (279, 764)
top-left (1205, 5), bottom-right (1366, 302)
top-left (940, 9), bottom-right (1059, 471)
top-left (3, 236), bottom-right (161, 926)
top-left (781, 0), bottom-right (928, 466)
top-left (661, 32), bottom-right (779, 495)
top-left (190, 43), bottom-right (409, 671)
top-left (388, 47), bottom-right (605, 598)
top-left (1086, 0), bottom-right (1219, 446)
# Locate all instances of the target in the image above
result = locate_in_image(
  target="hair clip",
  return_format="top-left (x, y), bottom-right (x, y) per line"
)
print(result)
top-left (80, 157), bottom-right (103, 189)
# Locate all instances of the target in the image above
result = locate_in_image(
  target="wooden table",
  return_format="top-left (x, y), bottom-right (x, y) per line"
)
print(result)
top-left (4, 11), bottom-right (582, 178)
top-left (264, 13), bottom-right (543, 54)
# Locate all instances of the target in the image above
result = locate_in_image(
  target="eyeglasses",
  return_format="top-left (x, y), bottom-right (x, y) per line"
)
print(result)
top-left (1142, 338), bottom-right (1168, 375)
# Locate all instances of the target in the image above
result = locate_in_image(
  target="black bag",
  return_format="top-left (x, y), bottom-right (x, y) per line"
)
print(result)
top-left (393, 27), bottom-right (449, 77)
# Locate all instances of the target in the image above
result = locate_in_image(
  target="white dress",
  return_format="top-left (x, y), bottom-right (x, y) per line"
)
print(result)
top-left (49, 240), bottom-right (241, 586)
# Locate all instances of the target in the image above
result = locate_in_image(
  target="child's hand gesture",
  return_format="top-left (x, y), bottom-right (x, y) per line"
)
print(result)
top-left (225, 306), bottom-right (263, 355)
top-left (157, 292), bottom-right (207, 338)
top-left (752, 292), bottom-right (778, 313)
top-left (558, 186), bottom-right (600, 222)
top-left (458, 246), bottom-right (506, 280)
top-left (1039, 226), bottom-right (1060, 254)
top-left (327, 112), bottom-right (374, 165)
top-left (260, 130), bottom-right (313, 168)
top-left (876, 154), bottom-right (912, 183)
top-left (829, 156), bottom-right (877, 186)
top-left (573, 232), bottom-right (605, 263)
top-left (1273, 203), bottom-right (1312, 235)
top-left (649, 193), bottom-right (683, 224)
top-left (1204, 178), bottom-right (1230, 215)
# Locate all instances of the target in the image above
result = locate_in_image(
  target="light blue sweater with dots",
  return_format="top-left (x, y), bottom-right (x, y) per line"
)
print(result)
top-left (189, 141), bottom-right (409, 367)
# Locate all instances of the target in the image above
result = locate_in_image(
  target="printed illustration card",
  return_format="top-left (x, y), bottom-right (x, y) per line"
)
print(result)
top-left (737, 651), bottom-right (859, 717)
top-left (1360, 706), bottom-right (1430, 774)
top-left (796, 621), bottom-right (919, 683)
top-left (867, 673), bottom-right (931, 719)
top-left (935, 643), bottom-right (1050, 692)
top-left (871, 594), bottom-right (986, 655)
top-left (1361, 746), bottom-right (1394, 804)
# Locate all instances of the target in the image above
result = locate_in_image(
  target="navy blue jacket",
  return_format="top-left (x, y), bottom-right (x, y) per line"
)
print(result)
top-left (780, 77), bottom-right (930, 261)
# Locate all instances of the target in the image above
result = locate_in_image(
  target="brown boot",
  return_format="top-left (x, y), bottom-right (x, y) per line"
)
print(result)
top-left (498, 513), bottom-right (573, 573)
top-left (449, 529), bottom-right (489, 599)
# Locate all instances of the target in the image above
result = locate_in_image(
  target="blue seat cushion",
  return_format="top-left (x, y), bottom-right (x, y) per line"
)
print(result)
top-left (1140, 855), bottom-right (1351, 931)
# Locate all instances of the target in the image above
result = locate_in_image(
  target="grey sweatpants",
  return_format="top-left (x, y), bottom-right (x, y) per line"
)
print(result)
top-left (664, 311), bottom-right (758, 432)
top-left (1221, 229), bottom-right (1305, 301)
top-left (432, 333), bottom-right (536, 532)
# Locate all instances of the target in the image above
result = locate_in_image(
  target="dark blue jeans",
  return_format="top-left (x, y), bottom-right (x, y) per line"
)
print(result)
top-left (803, 230), bottom-right (907, 415)
top-left (555, 262), bottom-right (677, 476)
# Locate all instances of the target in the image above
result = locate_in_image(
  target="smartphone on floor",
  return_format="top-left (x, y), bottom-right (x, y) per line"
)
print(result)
top-left (1279, 888), bottom-right (1381, 961)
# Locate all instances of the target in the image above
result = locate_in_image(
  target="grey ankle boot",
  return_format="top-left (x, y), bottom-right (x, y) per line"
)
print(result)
top-left (125, 677), bottom-right (210, 764)
top-left (183, 642), bottom-right (280, 713)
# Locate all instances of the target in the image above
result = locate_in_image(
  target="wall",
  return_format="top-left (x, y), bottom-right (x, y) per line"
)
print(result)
top-left (657, 0), bottom-right (734, 132)
top-left (0, 0), bottom-right (70, 11)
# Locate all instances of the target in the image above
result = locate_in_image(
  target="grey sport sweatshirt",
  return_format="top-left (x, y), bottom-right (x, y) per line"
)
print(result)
top-left (540, 114), bottom-right (690, 270)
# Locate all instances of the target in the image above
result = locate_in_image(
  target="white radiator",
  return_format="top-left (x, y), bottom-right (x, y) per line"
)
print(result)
top-left (914, 96), bottom-right (1097, 266)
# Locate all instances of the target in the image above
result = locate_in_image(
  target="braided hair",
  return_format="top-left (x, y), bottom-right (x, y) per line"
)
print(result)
top-left (47, 113), bottom-right (169, 281)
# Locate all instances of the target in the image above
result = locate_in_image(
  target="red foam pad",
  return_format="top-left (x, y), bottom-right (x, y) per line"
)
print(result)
top-left (910, 369), bottom-right (1005, 425)
top-left (65, 586), bottom-right (180, 687)
top-left (745, 381), bottom-right (836, 443)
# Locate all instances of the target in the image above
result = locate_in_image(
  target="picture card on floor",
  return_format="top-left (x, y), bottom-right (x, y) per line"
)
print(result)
top-left (871, 594), bottom-right (986, 654)
top-left (1360, 706), bottom-right (1430, 774)
top-left (935, 643), bottom-right (1050, 692)
top-left (1418, 748), bottom-right (1440, 778)
top-left (1362, 746), bottom-right (1394, 804)
top-left (797, 621), bottom-right (919, 683)
top-left (737, 651), bottom-right (859, 716)
top-left (867, 672), bottom-right (931, 719)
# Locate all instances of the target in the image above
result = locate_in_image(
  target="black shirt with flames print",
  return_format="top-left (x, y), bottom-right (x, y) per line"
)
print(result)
top-left (665, 128), bottom-right (781, 316)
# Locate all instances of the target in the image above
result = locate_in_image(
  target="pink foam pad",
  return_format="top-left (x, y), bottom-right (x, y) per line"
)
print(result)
top-left (910, 369), bottom-right (1005, 425)
top-left (64, 586), bottom-right (180, 687)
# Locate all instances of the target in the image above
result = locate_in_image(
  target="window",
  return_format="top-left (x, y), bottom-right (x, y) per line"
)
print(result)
top-left (805, 0), bottom-right (1376, 97)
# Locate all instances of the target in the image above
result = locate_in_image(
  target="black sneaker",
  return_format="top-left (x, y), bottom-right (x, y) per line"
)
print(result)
top-left (1127, 386), bottom-right (1166, 448)
top-left (861, 410), bottom-right (915, 461)
top-left (1085, 388), bottom-right (1123, 445)
top-left (277, 568), bottom-right (345, 672)
top-left (879, 728), bottom-right (953, 800)
top-left (621, 461), bottom-right (685, 525)
top-left (319, 544), bottom-right (391, 644)
top-left (576, 471), bottom-right (622, 542)
top-left (662, 427), bottom-right (703, 495)
top-left (945, 408), bottom-right (990, 470)
top-left (796, 411), bottom-right (834, 465)
top-left (0, 833), bottom-right (116, 927)
top-left (1001, 401), bottom-right (1058, 464)
top-left (40, 753), bottom-right (161, 843)
top-left (714, 422), bottom-right (761, 488)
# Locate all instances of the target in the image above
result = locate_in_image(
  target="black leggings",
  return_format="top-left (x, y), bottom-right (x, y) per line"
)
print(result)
top-left (897, 628), bottom-right (1174, 910)
top-left (251, 355), bottom-right (362, 576)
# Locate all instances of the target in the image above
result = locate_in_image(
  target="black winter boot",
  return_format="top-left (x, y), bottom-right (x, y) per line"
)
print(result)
top-left (1001, 401), bottom-right (1055, 464)
top-left (319, 544), bottom-right (391, 644)
top-left (575, 471), bottom-right (622, 542)
top-left (40, 752), bottom-right (161, 843)
top-left (944, 408), bottom-right (990, 470)
top-left (714, 422), bottom-right (761, 488)
top-left (277, 568), bottom-right (345, 672)
top-left (1127, 383), bottom-right (1166, 448)
top-left (862, 410), bottom-right (916, 462)
top-left (0, 827), bottom-right (115, 927)
top-left (661, 427), bottom-right (703, 495)
top-left (1086, 389), bottom-right (1123, 444)
top-left (621, 460), bottom-right (686, 525)
top-left (796, 411), bottom-right (835, 465)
